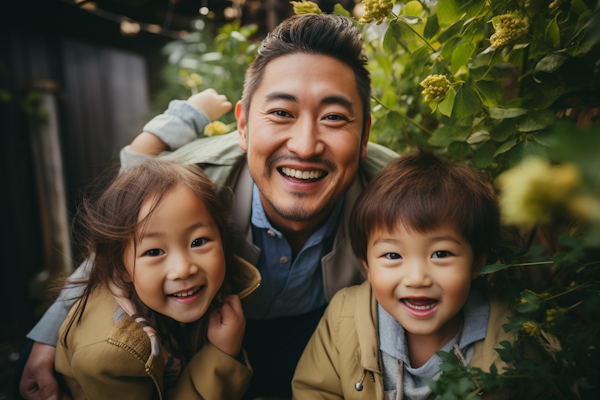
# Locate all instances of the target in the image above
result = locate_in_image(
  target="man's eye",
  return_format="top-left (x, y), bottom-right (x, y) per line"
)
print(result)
top-left (272, 110), bottom-right (291, 117)
top-left (432, 251), bottom-right (451, 258)
top-left (192, 238), bottom-right (207, 247)
top-left (384, 253), bottom-right (401, 260)
top-left (323, 114), bottom-right (346, 121)
top-left (144, 249), bottom-right (164, 257)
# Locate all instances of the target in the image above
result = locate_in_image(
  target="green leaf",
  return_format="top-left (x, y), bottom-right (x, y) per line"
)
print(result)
top-left (452, 84), bottom-right (482, 117)
top-left (440, 37), bottom-right (458, 60)
top-left (471, 142), bottom-right (496, 168)
top-left (488, 107), bottom-right (528, 119)
top-left (545, 17), bottom-right (560, 49)
top-left (381, 90), bottom-right (397, 109)
top-left (409, 46), bottom-right (431, 74)
top-left (447, 141), bottom-right (471, 159)
top-left (516, 109), bottom-right (556, 132)
top-left (405, 1), bottom-right (423, 17)
top-left (429, 125), bottom-right (470, 146)
top-left (424, 14), bottom-right (439, 40)
top-left (383, 24), bottom-right (400, 55)
top-left (437, 0), bottom-right (485, 26)
top-left (493, 138), bottom-right (518, 157)
top-left (333, 3), bottom-right (351, 18)
top-left (490, 119), bottom-right (517, 141)
top-left (438, 18), bottom-right (465, 43)
top-left (470, 65), bottom-right (499, 81)
top-left (451, 42), bottom-right (476, 74)
top-left (436, 350), bottom-right (461, 364)
top-left (475, 80), bottom-right (504, 107)
top-left (438, 87), bottom-right (456, 117)
top-left (477, 263), bottom-right (511, 274)
top-left (508, 139), bottom-right (548, 166)
top-left (534, 52), bottom-right (569, 82)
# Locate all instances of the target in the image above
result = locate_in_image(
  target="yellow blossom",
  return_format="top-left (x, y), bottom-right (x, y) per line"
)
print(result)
top-left (522, 321), bottom-right (541, 337)
top-left (179, 69), bottom-right (189, 77)
top-left (546, 307), bottom-right (568, 322)
top-left (290, 1), bottom-right (322, 15)
top-left (184, 79), bottom-right (197, 89)
top-left (496, 158), bottom-right (593, 227)
top-left (359, 0), bottom-right (394, 25)
top-left (190, 73), bottom-right (202, 85)
top-left (204, 121), bottom-right (229, 137)
top-left (490, 13), bottom-right (527, 49)
top-left (420, 74), bottom-right (450, 102)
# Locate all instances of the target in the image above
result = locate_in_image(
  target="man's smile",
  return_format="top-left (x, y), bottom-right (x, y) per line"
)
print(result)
top-left (278, 167), bottom-right (327, 182)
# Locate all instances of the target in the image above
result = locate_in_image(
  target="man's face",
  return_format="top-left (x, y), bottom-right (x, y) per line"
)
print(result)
top-left (236, 53), bottom-right (369, 228)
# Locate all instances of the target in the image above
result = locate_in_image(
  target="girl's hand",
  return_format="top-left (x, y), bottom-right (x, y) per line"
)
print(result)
top-left (207, 294), bottom-right (245, 358)
top-left (187, 89), bottom-right (232, 121)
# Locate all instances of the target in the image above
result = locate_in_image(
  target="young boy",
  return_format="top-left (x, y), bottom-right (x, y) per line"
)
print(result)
top-left (292, 151), bottom-right (514, 400)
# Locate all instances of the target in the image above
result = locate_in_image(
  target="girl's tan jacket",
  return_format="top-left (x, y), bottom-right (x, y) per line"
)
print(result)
top-left (292, 281), bottom-right (515, 400)
top-left (56, 255), bottom-right (261, 400)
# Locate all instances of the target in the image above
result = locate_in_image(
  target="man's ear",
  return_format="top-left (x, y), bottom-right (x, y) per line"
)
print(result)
top-left (362, 260), bottom-right (372, 283)
top-left (472, 252), bottom-right (488, 280)
top-left (360, 116), bottom-right (371, 161)
top-left (236, 101), bottom-right (248, 152)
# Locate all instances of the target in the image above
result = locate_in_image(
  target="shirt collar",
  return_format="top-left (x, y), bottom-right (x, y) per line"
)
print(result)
top-left (378, 288), bottom-right (490, 365)
top-left (250, 183), bottom-right (344, 244)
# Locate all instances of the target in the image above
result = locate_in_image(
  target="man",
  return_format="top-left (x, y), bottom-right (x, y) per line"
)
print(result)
top-left (20, 13), bottom-right (398, 400)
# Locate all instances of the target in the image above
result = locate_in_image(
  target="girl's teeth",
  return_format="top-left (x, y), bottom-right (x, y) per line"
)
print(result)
top-left (402, 299), bottom-right (438, 310)
top-left (282, 167), bottom-right (323, 179)
top-left (172, 287), bottom-right (201, 297)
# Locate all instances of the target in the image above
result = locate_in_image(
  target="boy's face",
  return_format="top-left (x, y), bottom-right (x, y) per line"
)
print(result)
top-left (363, 222), bottom-right (478, 341)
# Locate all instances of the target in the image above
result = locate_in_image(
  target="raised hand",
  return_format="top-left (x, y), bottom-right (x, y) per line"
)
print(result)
top-left (207, 294), bottom-right (245, 358)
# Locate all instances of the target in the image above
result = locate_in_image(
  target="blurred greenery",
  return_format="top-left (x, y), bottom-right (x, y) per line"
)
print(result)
top-left (155, 1), bottom-right (600, 397)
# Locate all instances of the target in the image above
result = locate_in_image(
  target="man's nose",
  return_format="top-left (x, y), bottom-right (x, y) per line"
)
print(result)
top-left (403, 261), bottom-right (432, 287)
top-left (167, 253), bottom-right (199, 281)
top-left (286, 117), bottom-right (325, 159)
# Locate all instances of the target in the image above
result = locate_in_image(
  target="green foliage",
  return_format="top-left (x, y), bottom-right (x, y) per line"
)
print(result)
top-left (151, 20), bottom-right (258, 125)
top-left (349, 0), bottom-right (600, 398)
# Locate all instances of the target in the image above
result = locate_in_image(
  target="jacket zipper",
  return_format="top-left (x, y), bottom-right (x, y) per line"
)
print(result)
top-left (107, 338), bottom-right (163, 400)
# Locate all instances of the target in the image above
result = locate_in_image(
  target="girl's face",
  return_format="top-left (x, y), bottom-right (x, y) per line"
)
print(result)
top-left (122, 184), bottom-right (226, 323)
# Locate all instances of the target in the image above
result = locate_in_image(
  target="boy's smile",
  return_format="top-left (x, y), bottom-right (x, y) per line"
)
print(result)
top-left (364, 223), bottom-right (478, 347)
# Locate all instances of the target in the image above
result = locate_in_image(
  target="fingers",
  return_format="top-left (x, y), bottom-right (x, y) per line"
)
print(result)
top-left (20, 343), bottom-right (61, 400)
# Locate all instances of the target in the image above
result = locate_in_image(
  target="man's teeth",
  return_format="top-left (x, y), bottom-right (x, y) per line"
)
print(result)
top-left (402, 299), bottom-right (438, 310)
top-left (282, 167), bottom-right (324, 179)
top-left (172, 287), bottom-right (201, 298)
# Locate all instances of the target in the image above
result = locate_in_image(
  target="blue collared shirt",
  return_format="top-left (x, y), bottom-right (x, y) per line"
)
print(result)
top-left (243, 184), bottom-right (344, 320)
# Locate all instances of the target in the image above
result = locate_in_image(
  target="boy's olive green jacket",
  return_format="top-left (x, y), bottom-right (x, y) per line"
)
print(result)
top-left (292, 281), bottom-right (515, 400)
top-left (55, 255), bottom-right (261, 400)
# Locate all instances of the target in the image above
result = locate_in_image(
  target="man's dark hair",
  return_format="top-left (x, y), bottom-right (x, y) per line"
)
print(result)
top-left (241, 13), bottom-right (371, 134)
top-left (349, 150), bottom-right (500, 263)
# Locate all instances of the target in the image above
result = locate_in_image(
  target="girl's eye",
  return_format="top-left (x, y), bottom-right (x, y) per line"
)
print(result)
top-left (272, 110), bottom-right (291, 118)
top-left (191, 238), bottom-right (207, 247)
top-left (432, 251), bottom-right (452, 258)
top-left (384, 253), bottom-right (401, 260)
top-left (144, 249), bottom-right (164, 257)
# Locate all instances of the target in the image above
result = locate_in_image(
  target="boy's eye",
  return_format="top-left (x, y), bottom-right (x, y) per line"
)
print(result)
top-left (432, 251), bottom-right (451, 258)
top-left (191, 238), bottom-right (207, 247)
top-left (272, 110), bottom-right (291, 118)
top-left (144, 249), bottom-right (164, 257)
top-left (384, 253), bottom-right (401, 260)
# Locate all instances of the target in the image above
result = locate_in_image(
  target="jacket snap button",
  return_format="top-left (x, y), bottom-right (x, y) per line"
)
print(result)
top-left (355, 382), bottom-right (363, 391)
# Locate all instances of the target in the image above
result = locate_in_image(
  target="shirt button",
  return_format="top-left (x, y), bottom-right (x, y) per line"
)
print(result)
top-left (267, 230), bottom-right (275, 237)
top-left (279, 256), bottom-right (289, 263)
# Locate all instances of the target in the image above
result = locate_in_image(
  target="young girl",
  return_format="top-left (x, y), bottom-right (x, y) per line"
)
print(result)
top-left (55, 159), bottom-right (261, 400)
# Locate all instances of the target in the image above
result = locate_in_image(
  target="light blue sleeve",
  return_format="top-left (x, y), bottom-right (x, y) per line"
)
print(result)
top-left (142, 100), bottom-right (211, 150)
top-left (26, 258), bottom-right (93, 346)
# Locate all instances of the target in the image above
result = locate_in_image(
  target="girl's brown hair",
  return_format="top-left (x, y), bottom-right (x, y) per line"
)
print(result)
top-left (61, 159), bottom-right (236, 346)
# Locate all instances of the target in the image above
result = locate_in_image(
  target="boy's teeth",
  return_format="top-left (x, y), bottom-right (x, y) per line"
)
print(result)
top-left (282, 167), bottom-right (323, 180)
top-left (172, 287), bottom-right (201, 297)
top-left (402, 299), bottom-right (438, 310)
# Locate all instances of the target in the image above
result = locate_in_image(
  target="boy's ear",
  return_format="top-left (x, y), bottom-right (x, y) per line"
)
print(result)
top-left (362, 260), bottom-right (372, 283)
top-left (236, 102), bottom-right (248, 152)
top-left (472, 252), bottom-right (488, 280)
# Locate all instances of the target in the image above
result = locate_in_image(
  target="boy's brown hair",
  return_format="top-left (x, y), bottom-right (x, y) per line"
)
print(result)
top-left (349, 150), bottom-right (499, 262)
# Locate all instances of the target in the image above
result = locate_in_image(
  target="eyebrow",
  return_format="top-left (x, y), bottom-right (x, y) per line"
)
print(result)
top-left (372, 238), bottom-right (400, 246)
top-left (264, 92), bottom-right (355, 112)
top-left (429, 235), bottom-right (463, 245)
top-left (140, 221), bottom-right (210, 240)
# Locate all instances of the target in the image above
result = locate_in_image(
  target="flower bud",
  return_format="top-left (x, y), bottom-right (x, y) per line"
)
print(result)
top-left (419, 74), bottom-right (450, 102)
top-left (522, 321), bottom-right (541, 337)
top-left (290, 1), bottom-right (322, 15)
top-left (359, 0), bottom-right (394, 25)
top-left (490, 13), bottom-right (527, 49)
